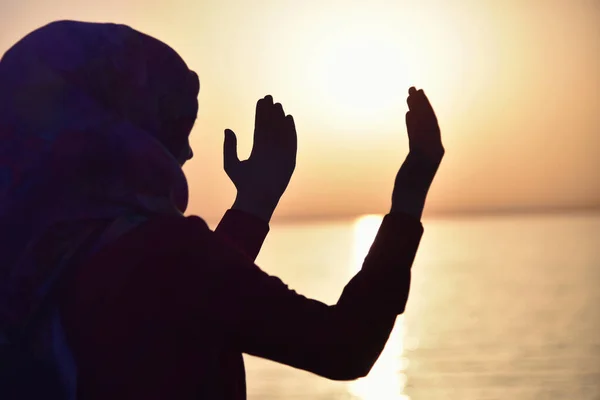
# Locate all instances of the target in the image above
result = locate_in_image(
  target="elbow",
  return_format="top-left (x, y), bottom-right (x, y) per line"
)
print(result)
top-left (323, 360), bottom-right (373, 381)
top-left (318, 347), bottom-right (376, 381)
top-left (339, 362), bottom-right (373, 381)
top-left (352, 358), bottom-right (376, 379)
top-left (309, 311), bottom-right (392, 381)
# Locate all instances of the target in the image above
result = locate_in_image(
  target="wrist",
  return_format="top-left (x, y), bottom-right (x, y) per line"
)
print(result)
top-left (390, 188), bottom-right (427, 220)
top-left (407, 149), bottom-right (443, 174)
top-left (409, 146), bottom-right (445, 166)
top-left (232, 192), bottom-right (278, 223)
top-left (395, 151), bottom-right (441, 192)
top-left (390, 151), bottom-right (442, 220)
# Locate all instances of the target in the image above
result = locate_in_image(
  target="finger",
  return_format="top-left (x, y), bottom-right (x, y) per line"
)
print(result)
top-left (285, 114), bottom-right (296, 130)
top-left (284, 114), bottom-right (297, 150)
top-left (223, 129), bottom-right (239, 171)
top-left (418, 90), bottom-right (435, 113)
top-left (255, 95), bottom-right (275, 139)
top-left (405, 111), bottom-right (417, 133)
top-left (407, 86), bottom-right (420, 110)
top-left (413, 89), bottom-right (432, 108)
top-left (263, 96), bottom-right (277, 131)
top-left (408, 89), bottom-right (435, 119)
top-left (263, 95), bottom-right (274, 125)
top-left (407, 93), bottom-right (416, 111)
top-left (272, 102), bottom-right (287, 138)
top-left (415, 92), bottom-right (437, 127)
top-left (255, 95), bottom-right (274, 124)
top-left (273, 102), bottom-right (285, 119)
top-left (189, 70), bottom-right (200, 96)
top-left (261, 96), bottom-right (280, 140)
top-left (255, 96), bottom-right (268, 130)
top-left (407, 86), bottom-right (417, 110)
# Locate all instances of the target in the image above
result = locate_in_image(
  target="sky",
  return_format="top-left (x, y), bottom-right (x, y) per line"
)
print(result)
top-left (1, 0), bottom-right (598, 221)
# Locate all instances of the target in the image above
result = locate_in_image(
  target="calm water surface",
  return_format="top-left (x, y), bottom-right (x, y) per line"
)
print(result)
top-left (244, 213), bottom-right (600, 400)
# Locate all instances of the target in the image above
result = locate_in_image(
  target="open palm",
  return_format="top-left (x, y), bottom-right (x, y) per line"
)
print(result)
top-left (406, 87), bottom-right (444, 163)
top-left (224, 95), bottom-right (297, 206)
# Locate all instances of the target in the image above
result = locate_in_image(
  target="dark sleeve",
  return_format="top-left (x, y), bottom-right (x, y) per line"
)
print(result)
top-left (213, 209), bottom-right (270, 261)
top-left (187, 212), bottom-right (423, 381)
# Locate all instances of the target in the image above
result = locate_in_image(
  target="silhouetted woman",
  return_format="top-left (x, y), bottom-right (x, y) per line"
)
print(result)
top-left (0, 21), bottom-right (444, 399)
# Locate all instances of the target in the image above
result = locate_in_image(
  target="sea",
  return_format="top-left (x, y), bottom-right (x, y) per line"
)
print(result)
top-left (242, 212), bottom-right (600, 400)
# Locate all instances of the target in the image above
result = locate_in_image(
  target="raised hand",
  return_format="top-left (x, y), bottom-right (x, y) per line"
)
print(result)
top-left (406, 87), bottom-right (445, 163)
top-left (391, 87), bottom-right (445, 219)
top-left (223, 95), bottom-right (297, 222)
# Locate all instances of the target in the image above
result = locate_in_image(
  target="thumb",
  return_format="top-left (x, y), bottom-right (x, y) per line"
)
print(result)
top-left (223, 129), bottom-right (240, 171)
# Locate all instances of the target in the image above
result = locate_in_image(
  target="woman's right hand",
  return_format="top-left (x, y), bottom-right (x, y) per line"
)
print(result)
top-left (390, 87), bottom-right (444, 219)
top-left (405, 87), bottom-right (445, 164)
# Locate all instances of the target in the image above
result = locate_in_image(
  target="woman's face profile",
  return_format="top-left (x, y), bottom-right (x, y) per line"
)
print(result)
top-left (166, 71), bottom-right (199, 166)
top-left (177, 141), bottom-right (194, 166)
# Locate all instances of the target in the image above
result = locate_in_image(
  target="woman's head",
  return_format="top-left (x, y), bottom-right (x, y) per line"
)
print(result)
top-left (0, 20), bottom-right (198, 216)
top-left (0, 20), bottom-right (199, 165)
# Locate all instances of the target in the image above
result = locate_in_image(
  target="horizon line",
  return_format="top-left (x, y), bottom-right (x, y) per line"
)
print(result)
top-left (202, 204), bottom-right (600, 226)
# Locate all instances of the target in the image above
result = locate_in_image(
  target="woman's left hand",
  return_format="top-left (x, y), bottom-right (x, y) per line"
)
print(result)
top-left (223, 95), bottom-right (297, 222)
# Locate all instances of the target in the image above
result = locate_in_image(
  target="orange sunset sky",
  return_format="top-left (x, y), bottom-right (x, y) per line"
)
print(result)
top-left (1, 0), bottom-right (598, 221)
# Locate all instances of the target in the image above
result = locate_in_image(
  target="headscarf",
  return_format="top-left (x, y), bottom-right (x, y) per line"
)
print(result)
top-left (0, 20), bottom-right (199, 330)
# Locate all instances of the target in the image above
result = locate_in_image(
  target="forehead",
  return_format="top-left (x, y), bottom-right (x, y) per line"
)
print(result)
top-left (135, 32), bottom-right (199, 97)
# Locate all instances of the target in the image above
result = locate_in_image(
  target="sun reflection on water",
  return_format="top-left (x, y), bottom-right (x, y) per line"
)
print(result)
top-left (347, 215), bottom-right (411, 400)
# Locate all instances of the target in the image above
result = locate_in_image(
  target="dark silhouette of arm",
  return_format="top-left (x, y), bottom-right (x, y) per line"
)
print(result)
top-left (187, 211), bottom-right (422, 380)
top-left (213, 209), bottom-right (269, 261)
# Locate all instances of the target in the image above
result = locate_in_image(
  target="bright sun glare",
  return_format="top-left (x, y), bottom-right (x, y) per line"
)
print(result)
top-left (311, 31), bottom-right (411, 132)
top-left (350, 215), bottom-right (409, 399)
top-left (302, 8), bottom-right (465, 136)
top-left (318, 37), bottom-right (407, 117)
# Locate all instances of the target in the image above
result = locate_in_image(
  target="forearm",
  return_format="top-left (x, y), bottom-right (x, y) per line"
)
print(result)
top-left (243, 295), bottom-right (398, 381)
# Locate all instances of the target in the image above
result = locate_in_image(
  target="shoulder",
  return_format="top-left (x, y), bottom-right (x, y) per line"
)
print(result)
top-left (87, 214), bottom-right (213, 264)
top-left (135, 214), bottom-right (213, 247)
top-left (130, 215), bottom-right (254, 275)
top-left (72, 214), bottom-right (218, 286)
